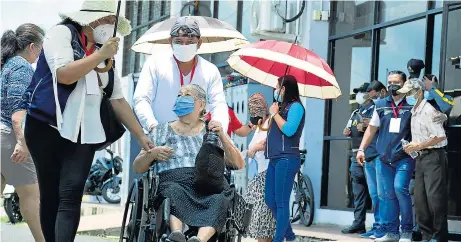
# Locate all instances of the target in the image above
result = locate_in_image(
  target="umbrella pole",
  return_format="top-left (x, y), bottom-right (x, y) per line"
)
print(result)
top-left (94, 0), bottom-right (121, 73)
top-left (275, 35), bottom-right (298, 103)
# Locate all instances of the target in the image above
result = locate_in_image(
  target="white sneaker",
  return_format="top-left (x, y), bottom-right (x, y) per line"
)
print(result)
top-left (375, 233), bottom-right (400, 242)
top-left (399, 232), bottom-right (413, 242)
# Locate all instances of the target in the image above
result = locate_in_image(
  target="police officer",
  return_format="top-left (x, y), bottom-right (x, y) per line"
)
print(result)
top-left (407, 59), bottom-right (454, 114)
top-left (342, 82), bottom-right (375, 235)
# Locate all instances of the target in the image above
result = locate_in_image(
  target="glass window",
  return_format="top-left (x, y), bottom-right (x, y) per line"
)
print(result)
top-left (378, 1), bottom-right (427, 23)
top-left (432, 14), bottom-right (442, 78)
top-left (330, 34), bottom-right (372, 137)
top-left (325, 140), bottom-right (351, 209)
top-left (435, 1), bottom-right (444, 9)
top-left (378, 19), bottom-right (426, 85)
top-left (443, 8), bottom-right (461, 127)
top-left (443, 8), bottom-right (461, 218)
top-left (330, 1), bottom-right (375, 36)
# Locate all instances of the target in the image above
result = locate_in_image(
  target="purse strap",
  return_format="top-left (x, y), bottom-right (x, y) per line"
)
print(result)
top-left (100, 61), bottom-right (115, 98)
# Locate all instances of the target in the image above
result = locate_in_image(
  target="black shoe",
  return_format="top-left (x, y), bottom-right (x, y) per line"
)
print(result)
top-left (341, 225), bottom-right (366, 234)
top-left (187, 236), bottom-right (202, 242)
top-left (168, 230), bottom-right (186, 242)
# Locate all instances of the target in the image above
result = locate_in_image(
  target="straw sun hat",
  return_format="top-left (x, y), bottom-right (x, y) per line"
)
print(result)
top-left (59, 0), bottom-right (131, 36)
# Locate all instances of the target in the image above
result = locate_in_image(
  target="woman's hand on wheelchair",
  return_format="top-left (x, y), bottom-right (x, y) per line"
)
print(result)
top-left (208, 120), bottom-right (225, 137)
top-left (152, 146), bottom-right (174, 161)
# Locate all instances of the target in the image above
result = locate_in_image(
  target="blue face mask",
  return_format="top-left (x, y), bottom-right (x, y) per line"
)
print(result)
top-left (273, 89), bottom-right (283, 102)
top-left (406, 92), bottom-right (421, 106)
top-left (173, 96), bottom-right (195, 117)
top-left (424, 91), bottom-right (434, 100)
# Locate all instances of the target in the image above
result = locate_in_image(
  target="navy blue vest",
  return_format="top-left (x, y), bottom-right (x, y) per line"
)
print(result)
top-left (374, 96), bottom-right (412, 163)
top-left (21, 24), bottom-right (114, 126)
top-left (265, 101), bottom-right (305, 159)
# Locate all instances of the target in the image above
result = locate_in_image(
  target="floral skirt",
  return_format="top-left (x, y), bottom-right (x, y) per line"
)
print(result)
top-left (243, 170), bottom-right (276, 239)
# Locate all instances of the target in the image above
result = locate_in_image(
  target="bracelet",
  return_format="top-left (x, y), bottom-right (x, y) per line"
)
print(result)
top-left (358, 149), bottom-right (365, 152)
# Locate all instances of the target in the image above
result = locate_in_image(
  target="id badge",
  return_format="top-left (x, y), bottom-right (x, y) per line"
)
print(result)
top-left (389, 118), bottom-right (401, 133)
top-left (86, 71), bottom-right (100, 95)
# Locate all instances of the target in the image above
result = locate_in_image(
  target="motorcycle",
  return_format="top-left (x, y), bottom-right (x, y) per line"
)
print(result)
top-left (3, 185), bottom-right (23, 224)
top-left (84, 148), bottom-right (123, 204)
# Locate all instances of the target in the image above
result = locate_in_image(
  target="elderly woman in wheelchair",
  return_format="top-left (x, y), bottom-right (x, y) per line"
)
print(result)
top-left (132, 84), bottom-right (245, 242)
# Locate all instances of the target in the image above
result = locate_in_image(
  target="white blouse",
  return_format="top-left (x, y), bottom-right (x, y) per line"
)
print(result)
top-left (43, 25), bottom-right (124, 144)
top-left (248, 119), bottom-right (270, 174)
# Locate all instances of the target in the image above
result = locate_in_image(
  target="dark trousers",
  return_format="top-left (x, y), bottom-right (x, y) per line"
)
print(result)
top-left (24, 115), bottom-right (96, 242)
top-left (414, 148), bottom-right (448, 242)
top-left (350, 156), bottom-right (369, 228)
top-left (265, 157), bottom-right (300, 242)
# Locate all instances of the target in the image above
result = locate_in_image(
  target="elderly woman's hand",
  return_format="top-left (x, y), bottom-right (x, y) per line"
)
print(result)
top-left (152, 146), bottom-right (174, 161)
top-left (209, 120), bottom-right (225, 137)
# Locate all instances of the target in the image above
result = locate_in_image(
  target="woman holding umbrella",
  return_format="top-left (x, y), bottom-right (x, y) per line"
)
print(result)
top-left (21, 1), bottom-right (153, 241)
top-left (265, 75), bottom-right (305, 242)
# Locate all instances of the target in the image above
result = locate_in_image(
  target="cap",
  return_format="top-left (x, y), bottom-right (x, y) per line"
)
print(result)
top-left (353, 82), bottom-right (369, 94)
top-left (170, 16), bottom-right (201, 37)
top-left (407, 59), bottom-right (425, 78)
top-left (366, 80), bottom-right (386, 92)
top-left (397, 78), bottom-right (425, 94)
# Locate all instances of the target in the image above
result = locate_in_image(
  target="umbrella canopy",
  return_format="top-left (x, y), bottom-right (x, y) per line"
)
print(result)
top-left (227, 40), bottom-right (341, 99)
top-left (132, 16), bottom-right (249, 55)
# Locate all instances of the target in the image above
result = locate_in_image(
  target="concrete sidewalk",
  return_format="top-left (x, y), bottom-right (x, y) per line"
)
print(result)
top-left (77, 202), bottom-right (370, 242)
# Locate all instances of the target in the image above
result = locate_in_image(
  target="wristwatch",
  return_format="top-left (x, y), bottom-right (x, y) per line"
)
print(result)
top-left (358, 149), bottom-right (365, 152)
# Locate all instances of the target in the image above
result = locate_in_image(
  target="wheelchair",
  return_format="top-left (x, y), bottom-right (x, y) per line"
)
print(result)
top-left (119, 165), bottom-right (253, 242)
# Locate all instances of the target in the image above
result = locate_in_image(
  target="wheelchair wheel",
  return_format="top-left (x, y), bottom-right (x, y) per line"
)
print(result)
top-left (299, 174), bottom-right (315, 227)
top-left (138, 176), bottom-right (158, 242)
top-left (119, 179), bottom-right (144, 242)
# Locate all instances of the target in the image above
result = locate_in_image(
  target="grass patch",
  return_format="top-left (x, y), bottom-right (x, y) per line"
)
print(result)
top-left (0, 216), bottom-right (25, 225)
top-left (0, 216), bottom-right (10, 223)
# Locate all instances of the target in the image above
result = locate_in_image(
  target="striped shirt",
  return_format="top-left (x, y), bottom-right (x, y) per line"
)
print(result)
top-left (150, 122), bottom-right (207, 173)
top-left (1, 56), bottom-right (34, 131)
top-left (410, 99), bottom-right (447, 148)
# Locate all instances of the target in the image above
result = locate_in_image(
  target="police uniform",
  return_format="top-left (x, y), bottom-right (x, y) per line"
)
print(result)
top-left (343, 101), bottom-right (374, 233)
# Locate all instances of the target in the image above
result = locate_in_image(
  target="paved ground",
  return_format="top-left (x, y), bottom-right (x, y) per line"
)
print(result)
top-left (1, 222), bottom-right (118, 242)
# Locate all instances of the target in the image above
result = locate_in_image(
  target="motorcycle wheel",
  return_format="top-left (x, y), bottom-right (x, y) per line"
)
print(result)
top-left (4, 193), bottom-right (23, 224)
top-left (102, 180), bottom-right (121, 204)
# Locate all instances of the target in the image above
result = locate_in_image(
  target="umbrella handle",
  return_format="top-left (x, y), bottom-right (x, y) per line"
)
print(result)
top-left (94, 59), bottom-right (113, 73)
top-left (257, 119), bottom-right (271, 131)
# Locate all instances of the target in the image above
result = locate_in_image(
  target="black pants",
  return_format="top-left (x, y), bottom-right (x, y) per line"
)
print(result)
top-left (414, 148), bottom-right (448, 242)
top-left (349, 156), bottom-right (369, 228)
top-left (24, 115), bottom-right (96, 242)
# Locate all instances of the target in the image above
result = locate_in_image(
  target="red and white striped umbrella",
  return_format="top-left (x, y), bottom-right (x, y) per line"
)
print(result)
top-left (227, 40), bottom-right (341, 99)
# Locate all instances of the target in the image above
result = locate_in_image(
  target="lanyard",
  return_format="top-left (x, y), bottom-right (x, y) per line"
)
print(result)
top-left (80, 32), bottom-right (95, 56)
top-left (174, 56), bottom-right (197, 86)
top-left (391, 101), bottom-right (403, 118)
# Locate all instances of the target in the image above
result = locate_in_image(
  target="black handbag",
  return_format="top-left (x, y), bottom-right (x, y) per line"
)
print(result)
top-left (194, 121), bottom-right (226, 194)
top-left (96, 67), bottom-right (126, 151)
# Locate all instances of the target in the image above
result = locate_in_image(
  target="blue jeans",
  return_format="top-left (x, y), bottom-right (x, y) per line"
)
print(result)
top-left (376, 158), bottom-right (415, 234)
top-left (349, 156), bottom-right (368, 228)
top-left (364, 157), bottom-right (381, 230)
top-left (265, 157), bottom-right (301, 242)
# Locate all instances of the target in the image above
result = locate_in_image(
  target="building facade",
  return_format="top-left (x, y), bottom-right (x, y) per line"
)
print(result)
top-left (116, 0), bottom-right (461, 233)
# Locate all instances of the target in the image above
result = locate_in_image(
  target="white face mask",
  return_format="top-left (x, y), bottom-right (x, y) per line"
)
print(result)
top-left (172, 43), bottom-right (198, 62)
top-left (355, 92), bottom-right (367, 105)
top-left (93, 24), bottom-right (115, 44)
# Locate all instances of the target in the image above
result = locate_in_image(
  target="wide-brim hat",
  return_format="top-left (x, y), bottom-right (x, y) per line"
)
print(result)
top-left (59, 0), bottom-right (131, 36)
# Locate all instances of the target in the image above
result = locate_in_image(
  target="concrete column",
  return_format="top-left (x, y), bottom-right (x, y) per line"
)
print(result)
top-left (170, 0), bottom-right (184, 18)
top-left (299, 0), bottom-right (330, 213)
